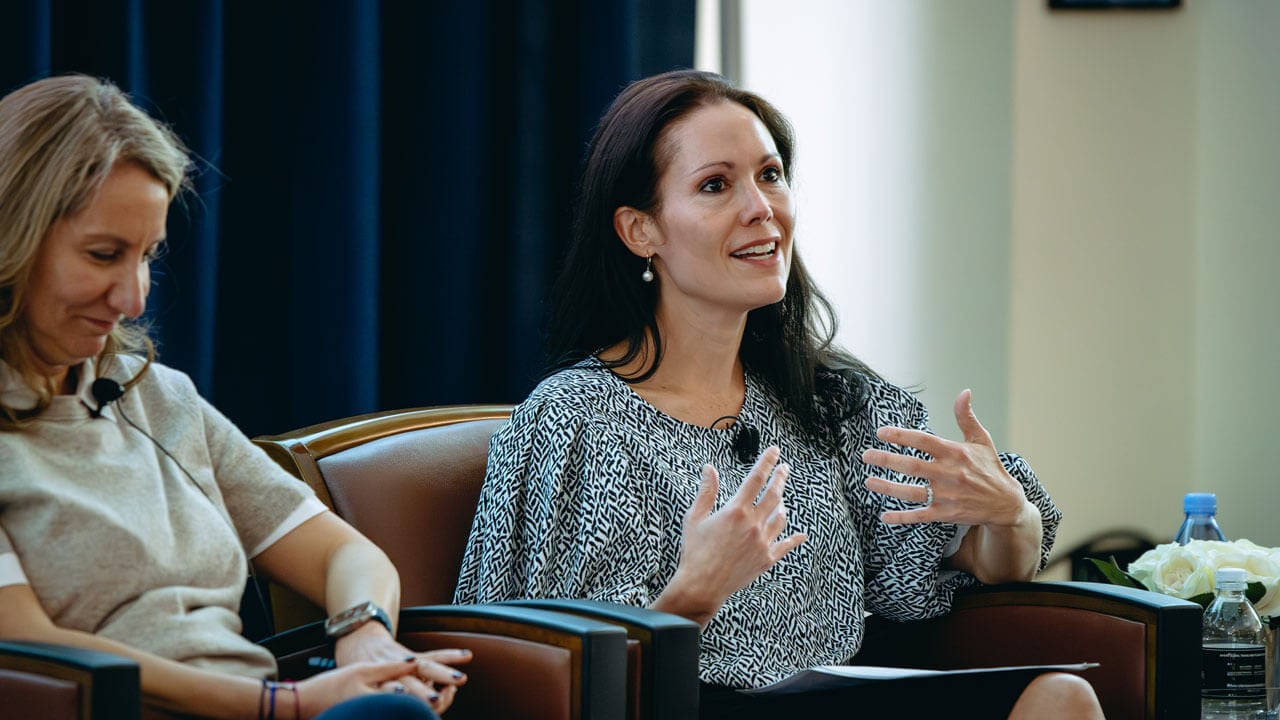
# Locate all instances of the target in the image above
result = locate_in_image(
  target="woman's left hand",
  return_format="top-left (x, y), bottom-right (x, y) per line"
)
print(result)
top-left (334, 621), bottom-right (471, 714)
top-left (861, 389), bottom-right (1029, 528)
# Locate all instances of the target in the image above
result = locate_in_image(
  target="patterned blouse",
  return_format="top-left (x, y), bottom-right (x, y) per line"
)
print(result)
top-left (453, 358), bottom-right (1060, 688)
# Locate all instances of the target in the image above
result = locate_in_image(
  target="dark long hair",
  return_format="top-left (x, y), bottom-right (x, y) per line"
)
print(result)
top-left (548, 69), bottom-right (877, 432)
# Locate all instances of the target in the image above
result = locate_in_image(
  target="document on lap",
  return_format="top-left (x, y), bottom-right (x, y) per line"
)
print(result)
top-left (743, 662), bottom-right (1100, 696)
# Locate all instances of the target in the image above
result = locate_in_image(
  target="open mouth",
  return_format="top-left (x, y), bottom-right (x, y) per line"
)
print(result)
top-left (730, 241), bottom-right (778, 259)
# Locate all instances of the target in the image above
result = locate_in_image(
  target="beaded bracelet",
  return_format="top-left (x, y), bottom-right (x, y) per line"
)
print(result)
top-left (284, 680), bottom-right (300, 719)
top-left (258, 679), bottom-right (301, 720)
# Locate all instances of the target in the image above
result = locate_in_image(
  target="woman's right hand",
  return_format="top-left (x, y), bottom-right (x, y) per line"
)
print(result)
top-left (654, 445), bottom-right (807, 626)
top-left (297, 658), bottom-right (436, 718)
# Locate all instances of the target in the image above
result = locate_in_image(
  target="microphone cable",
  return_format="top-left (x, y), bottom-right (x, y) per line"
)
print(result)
top-left (86, 377), bottom-right (273, 637)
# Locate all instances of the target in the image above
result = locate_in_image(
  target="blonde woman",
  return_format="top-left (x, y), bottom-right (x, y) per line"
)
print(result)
top-left (0, 74), bottom-right (468, 719)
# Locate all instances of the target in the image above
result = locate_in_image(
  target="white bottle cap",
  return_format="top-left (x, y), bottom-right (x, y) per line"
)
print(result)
top-left (1217, 567), bottom-right (1247, 587)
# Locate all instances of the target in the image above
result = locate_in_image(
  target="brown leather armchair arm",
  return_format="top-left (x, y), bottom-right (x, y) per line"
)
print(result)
top-left (503, 598), bottom-right (700, 720)
top-left (0, 640), bottom-right (140, 720)
top-left (852, 581), bottom-right (1202, 720)
top-left (261, 604), bottom-right (629, 720)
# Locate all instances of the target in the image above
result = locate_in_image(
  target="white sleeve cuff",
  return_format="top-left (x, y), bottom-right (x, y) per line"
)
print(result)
top-left (943, 524), bottom-right (971, 558)
top-left (0, 552), bottom-right (29, 588)
top-left (247, 497), bottom-right (328, 559)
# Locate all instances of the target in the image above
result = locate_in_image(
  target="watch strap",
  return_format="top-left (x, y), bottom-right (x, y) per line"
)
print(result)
top-left (367, 605), bottom-right (394, 636)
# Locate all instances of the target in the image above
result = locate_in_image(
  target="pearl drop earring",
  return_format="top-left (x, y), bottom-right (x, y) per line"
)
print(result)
top-left (641, 256), bottom-right (654, 283)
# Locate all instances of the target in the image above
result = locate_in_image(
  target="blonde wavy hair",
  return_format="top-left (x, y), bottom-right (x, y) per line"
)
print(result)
top-left (0, 74), bottom-right (192, 428)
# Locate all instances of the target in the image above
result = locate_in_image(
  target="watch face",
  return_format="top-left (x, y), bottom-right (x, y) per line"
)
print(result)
top-left (334, 602), bottom-right (375, 624)
top-left (326, 601), bottom-right (377, 636)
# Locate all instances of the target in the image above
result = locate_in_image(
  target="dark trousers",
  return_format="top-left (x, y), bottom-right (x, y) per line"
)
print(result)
top-left (315, 694), bottom-right (440, 720)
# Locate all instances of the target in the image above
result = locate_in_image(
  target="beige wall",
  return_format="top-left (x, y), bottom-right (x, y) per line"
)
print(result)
top-left (1012, 0), bottom-right (1280, 551)
top-left (1190, 2), bottom-right (1280, 546)
top-left (1009, 3), bottom-right (1199, 552)
top-left (732, 0), bottom-right (1280, 558)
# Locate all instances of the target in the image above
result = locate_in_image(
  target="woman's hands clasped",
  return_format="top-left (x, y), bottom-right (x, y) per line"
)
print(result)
top-left (294, 659), bottom-right (442, 718)
top-left (320, 621), bottom-right (471, 715)
top-left (655, 446), bottom-right (807, 626)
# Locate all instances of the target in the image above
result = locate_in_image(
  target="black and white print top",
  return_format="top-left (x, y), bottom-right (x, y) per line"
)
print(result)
top-left (454, 357), bottom-right (1061, 689)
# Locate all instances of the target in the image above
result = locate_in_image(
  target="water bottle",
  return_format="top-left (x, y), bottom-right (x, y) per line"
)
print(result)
top-left (1202, 567), bottom-right (1267, 719)
top-left (1174, 492), bottom-right (1226, 544)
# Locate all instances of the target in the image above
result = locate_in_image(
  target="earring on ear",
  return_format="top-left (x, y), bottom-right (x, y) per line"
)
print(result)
top-left (641, 255), bottom-right (655, 283)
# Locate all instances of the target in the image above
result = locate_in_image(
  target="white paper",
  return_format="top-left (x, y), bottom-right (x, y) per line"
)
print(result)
top-left (744, 662), bottom-right (1100, 696)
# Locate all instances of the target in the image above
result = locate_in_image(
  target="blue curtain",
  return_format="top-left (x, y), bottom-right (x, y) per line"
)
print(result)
top-left (1, 0), bottom-right (695, 436)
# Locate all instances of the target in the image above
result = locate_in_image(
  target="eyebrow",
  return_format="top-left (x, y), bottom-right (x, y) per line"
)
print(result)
top-left (81, 233), bottom-right (168, 247)
top-left (687, 153), bottom-right (782, 178)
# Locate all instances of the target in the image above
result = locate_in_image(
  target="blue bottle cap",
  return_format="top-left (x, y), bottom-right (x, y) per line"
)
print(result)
top-left (1184, 492), bottom-right (1217, 514)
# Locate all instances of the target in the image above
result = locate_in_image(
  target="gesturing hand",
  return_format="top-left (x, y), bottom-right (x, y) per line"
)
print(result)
top-left (656, 446), bottom-right (807, 626)
top-left (861, 389), bottom-right (1028, 528)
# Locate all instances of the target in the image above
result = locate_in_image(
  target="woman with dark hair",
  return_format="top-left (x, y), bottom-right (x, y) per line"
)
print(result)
top-left (0, 74), bottom-right (469, 719)
top-left (454, 70), bottom-right (1102, 718)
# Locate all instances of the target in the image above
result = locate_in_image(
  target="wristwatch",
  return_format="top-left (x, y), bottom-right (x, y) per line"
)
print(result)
top-left (324, 601), bottom-right (394, 639)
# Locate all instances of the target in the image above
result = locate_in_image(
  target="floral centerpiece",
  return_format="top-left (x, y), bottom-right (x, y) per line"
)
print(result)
top-left (1091, 538), bottom-right (1279, 617)
top-left (1091, 538), bottom-right (1280, 696)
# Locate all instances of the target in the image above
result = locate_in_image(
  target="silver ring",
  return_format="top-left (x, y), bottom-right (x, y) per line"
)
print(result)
top-left (392, 683), bottom-right (407, 695)
top-left (924, 483), bottom-right (933, 506)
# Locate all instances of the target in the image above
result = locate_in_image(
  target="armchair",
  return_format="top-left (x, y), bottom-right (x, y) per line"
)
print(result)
top-left (0, 641), bottom-right (139, 720)
top-left (854, 581), bottom-right (1201, 720)
top-left (252, 405), bottom-right (700, 720)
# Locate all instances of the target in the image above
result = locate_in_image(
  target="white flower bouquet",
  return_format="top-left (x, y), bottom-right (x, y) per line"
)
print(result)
top-left (1090, 538), bottom-right (1280, 618)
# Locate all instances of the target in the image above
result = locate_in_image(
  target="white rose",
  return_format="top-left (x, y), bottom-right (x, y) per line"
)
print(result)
top-left (1146, 543), bottom-right (1215, 599)
top-left (1255, 583), bottom-right (1280, 619)
top-left (1230, 538), bottom-right (1280, 618)
top-left (1126, 540), bottom-right (1280, 613)
top-left (1204, 539), bottom-right (1255, 569)
top-left (1128, 543), bottom-right (1176, 586)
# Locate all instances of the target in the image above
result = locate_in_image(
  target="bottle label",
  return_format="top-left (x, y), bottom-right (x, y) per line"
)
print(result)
top-left (1202, 643), bottom-right (1266, 699)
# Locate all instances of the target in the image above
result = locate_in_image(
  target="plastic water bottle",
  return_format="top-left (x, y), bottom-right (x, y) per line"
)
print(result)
top-left (1201, 567), bottom-right (1267, 719)
top-left (1174, 492), bottom-right (1226, 544)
